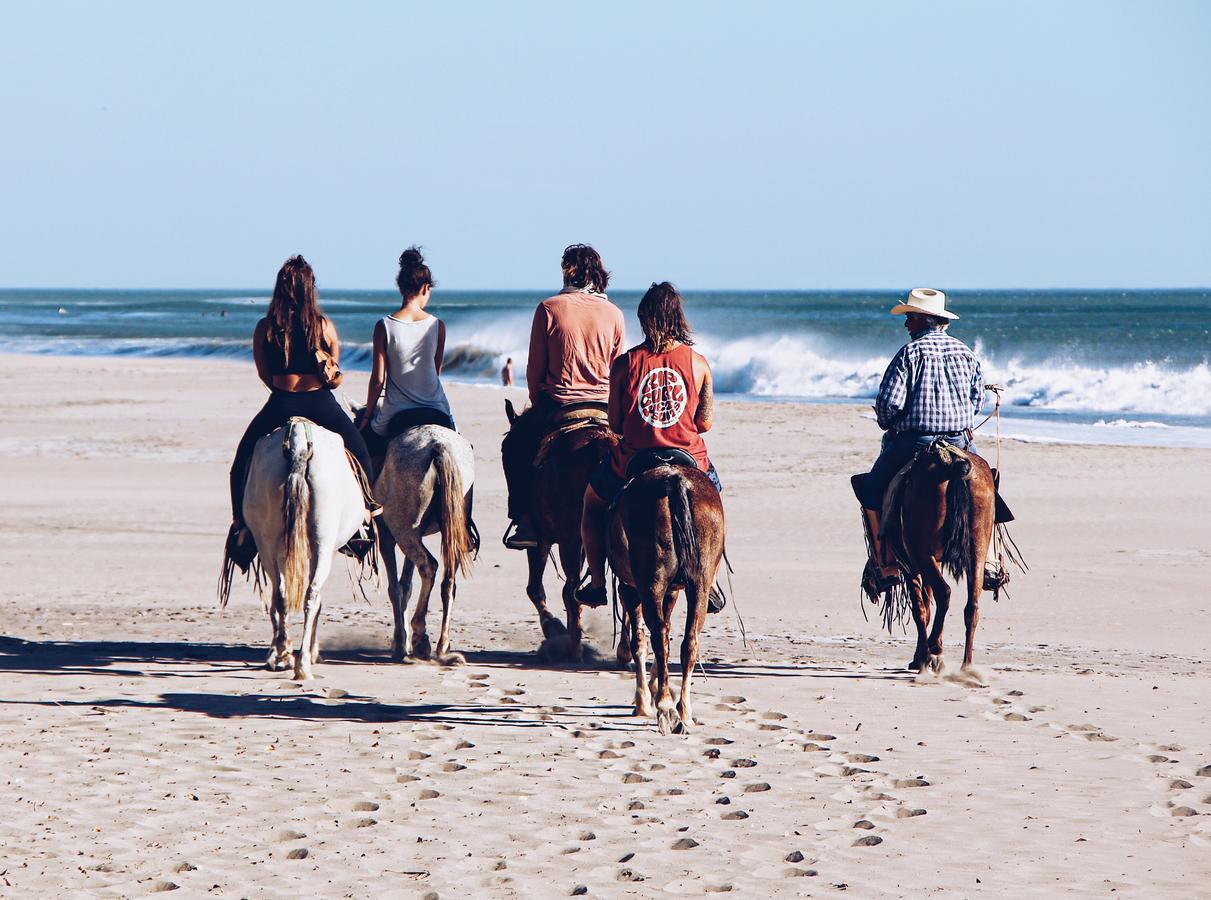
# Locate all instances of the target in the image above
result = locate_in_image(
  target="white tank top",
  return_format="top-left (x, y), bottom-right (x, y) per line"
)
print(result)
top-left (371, 315), bottom-right (452, 436)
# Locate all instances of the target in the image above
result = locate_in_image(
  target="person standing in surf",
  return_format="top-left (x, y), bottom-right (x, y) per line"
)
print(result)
top-left (357, 247), bottom-right (455, 463)
top-left (501, 244), bottom-right (626, 549)
top-left (857, 287), bottom-right (983, 584)
top-left (226, 255), bottom-right (380, 567)
top-left (577, 281), bottom-right (721, 607)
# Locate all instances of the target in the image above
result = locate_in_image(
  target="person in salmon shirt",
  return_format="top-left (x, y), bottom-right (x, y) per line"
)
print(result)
top-left (577, 281), bottom-right (722, 607)
top-left (501, 244), bottom-right (626, 549)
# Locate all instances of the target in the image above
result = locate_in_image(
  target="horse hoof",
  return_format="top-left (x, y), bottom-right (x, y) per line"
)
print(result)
top-left (907, 658), bottom-right (925, 672)
top-left (634, 703), bottom-right (654, 718)
top-left (672, 718), bottom-right (691, 736)
top-left (266, 654), bottom-right (291, 672)
top-left (927, 655), bottom-right (945, 674)
top-left (656, 709), bottom-right (677, 735)
top-left (436, 651), bottom-right (466, 667)
top-left (411, 637), bottom-right (432, 661)
top-left (541, 618), bottom-right (568, 640)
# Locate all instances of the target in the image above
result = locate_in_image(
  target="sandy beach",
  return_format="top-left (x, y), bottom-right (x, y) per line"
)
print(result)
top-left (1, 352), bottom-right (1209, 897)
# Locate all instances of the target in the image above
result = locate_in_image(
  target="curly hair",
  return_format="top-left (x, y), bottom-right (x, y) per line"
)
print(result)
top-left (560, 243), bottom-right (610, 292)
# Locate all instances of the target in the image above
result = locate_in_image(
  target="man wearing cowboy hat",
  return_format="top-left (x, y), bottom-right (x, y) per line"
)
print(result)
top-left (858, 288), bottom-right (985, 578)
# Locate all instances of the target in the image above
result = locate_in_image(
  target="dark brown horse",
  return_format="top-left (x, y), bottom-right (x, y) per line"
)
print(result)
top-left (609, 464), bottom-right (726, 734)
top-left (504, 400), bottom-right (618, 662)
top-left (894, 444), bottom-right (996, 673)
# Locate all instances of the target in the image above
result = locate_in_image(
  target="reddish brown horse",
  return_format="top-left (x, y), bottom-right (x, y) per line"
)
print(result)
top-left (609, 463), bottom-right (726, 734)
top-left (894, 444), bottom-right (996, 673)
top-left (504, 400), bottom-right (618, 662)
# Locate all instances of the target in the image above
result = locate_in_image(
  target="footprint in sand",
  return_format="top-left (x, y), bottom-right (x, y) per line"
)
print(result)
top-left (417, 789), bottom-right (440, 800)
top-left (805, 732), bottom-right (836, 742)
top-left (287, 848), bottom-right (309, 860)
top-left (408, 751), bottom-right (431, 761)
top-left (352, 818), bottom-right (377, 828)
top-left (396, 774), bottom-right (420, 783)
top-left (455, 740), bottom-right (475, 750)
top-left (895, 807), bottom-right (927, 818)
top-left (894, 778), bottom-right (930, 789)
top-left (442, 763), bottom-right (467, 773)
top-left (721, 695), bottom-right (747, 704)
top-left (744, 783), bottom-right (771, 793)
top-left (148, 881), bottom-right (179, 892)
top-left (352, 801), bottom-right (380, 812)
top-left (732, 758), bottom-right (757, 768)
top-left (705, 737), bottom-right (734, 746)
top-left (278, 829), bottom-right (306, 841)
top-left (853, 835), bottom-right (883, 847)
top-left (721, 810), bottom-right (749, 820)
top-left (854, 820), bottom-right (875, 830)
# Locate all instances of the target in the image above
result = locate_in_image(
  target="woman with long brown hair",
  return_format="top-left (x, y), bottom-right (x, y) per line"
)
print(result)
top-left (226, 255), bottom-right (378, 560)
top-left (577, 281), bottom-right (721, 606)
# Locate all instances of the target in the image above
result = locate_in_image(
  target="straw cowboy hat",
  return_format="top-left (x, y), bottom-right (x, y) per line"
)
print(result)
top-left (889, 287), bottom-right (959, 320)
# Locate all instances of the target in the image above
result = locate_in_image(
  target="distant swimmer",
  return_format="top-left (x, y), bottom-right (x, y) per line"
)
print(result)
top-left (224, 255), bottom-right (381, 571)
top-left (57, 306), bottom-right (68, 315)
top-left (501, 357), bottom-right (514, 386)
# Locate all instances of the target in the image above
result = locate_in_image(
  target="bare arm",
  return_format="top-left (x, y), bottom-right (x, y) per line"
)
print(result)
top-left (607, 354), bottom-right (628, 435)
top-left (361, 320), bottom-right (387, 430)
top-left (692, 351), bottom-right (714, 433)
top-left (323, 317), bottom-right (341, 365)
top-left (252, 318), bottom-right (272, 389)
top-left (434, 319), bottom-right (446, 375)
top-left (526, 304), bottom-right (548, 403)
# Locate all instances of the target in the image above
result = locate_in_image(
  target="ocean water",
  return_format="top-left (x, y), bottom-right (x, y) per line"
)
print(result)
top-left (4, 288), bottom-right (1209, 446)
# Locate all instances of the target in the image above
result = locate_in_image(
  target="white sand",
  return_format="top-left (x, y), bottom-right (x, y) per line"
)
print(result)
top-left (0, 354), bottom-right (1208, 896)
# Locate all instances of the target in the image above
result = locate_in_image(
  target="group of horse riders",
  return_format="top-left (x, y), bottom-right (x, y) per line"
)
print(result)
top-left (223, 244), bottom-right (989, 594)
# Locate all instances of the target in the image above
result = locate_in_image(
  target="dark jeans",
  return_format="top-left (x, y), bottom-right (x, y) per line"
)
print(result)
top-left (859, 431), bottom-right (974, 511)
top-left (230, 388), bottom-right (372, 520)
top-left (501, 392), bottom-right (560, 520)
top-left (363, 407), bottom-right (456, 459)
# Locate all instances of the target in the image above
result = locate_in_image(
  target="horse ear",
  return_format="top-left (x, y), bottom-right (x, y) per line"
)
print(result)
top-left (504, 399), bottom-right (516, 424)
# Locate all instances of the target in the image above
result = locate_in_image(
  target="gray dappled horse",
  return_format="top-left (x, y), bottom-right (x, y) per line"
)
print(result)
top-left (375, 425), bottom-right (477, 665)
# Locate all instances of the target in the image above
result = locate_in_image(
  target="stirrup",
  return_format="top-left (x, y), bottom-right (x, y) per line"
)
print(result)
top-left (225, 522), bottom-right (257, 574)
top-left (983, 560), bottom-right (1010, 593)
top-left (576, 584), bottom-right (608, 608)
top-left (861, 558), bottom-right (903, 601)
top-left (339, 524), bottom-right (376, 562)
top-left (503, 520), bottom-right (539, 550)
top-left (707, 585), bottom-right (726, 614)
top-left (367, 500), bottom-right (384, 519)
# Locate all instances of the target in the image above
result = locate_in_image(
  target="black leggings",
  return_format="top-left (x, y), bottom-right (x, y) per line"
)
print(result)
top-left (500, 392), bottom-right (559, 520)
top-left (230, 388), bottom-right (372, 520)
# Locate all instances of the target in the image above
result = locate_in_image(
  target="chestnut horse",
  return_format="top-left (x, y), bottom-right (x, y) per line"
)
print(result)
top-left (609, 464), bottom-right (726, 734)
top-left (504, 400), bottom-right (618, 662)
top-left (895, 444), bottom-right (996, 673)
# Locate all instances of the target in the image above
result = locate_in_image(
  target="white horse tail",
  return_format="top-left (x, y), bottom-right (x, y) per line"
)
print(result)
top-left (282, 421), bottom-right (315, 614)
top-left (433, 443), bottom-right (473, 579)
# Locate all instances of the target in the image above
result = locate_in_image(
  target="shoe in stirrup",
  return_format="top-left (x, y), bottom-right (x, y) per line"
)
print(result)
top-left (367, 499), bottom-right (384, 519)
top-left (707, 584), bottom-right (727, 614)
top-left (576, 584), bottom-right (608, 608)
top-left (503, 518), bottom-right (539, 550)
top-left (339, 523), bottom-right (376, 562)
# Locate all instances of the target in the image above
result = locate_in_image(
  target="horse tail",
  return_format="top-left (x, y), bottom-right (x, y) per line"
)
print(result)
top-left (433, 443), bottom-right (473, 579)
top-left (665, 472), bottom-right (701, 588)
top-left (940, 459), bottom-right (973, 582)
top-left (281, 423), bottom-right (314, 615)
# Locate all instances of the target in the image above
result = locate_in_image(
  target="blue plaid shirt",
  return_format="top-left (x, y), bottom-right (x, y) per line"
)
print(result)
top-left (875, 329), bottom-right (984, 434)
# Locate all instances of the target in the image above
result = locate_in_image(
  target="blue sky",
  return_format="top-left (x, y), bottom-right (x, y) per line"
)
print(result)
top-left (1, 1), bottom-right (1208, 289)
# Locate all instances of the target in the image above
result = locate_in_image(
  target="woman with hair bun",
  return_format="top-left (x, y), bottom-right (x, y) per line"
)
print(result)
top-left (358, 246), bottom-right (455, 459)
top-left (226, 255), bottom-right (379, 565)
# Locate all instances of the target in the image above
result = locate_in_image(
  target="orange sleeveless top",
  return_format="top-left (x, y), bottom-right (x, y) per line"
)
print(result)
top-left (611, 342), bottom-right (709, 476)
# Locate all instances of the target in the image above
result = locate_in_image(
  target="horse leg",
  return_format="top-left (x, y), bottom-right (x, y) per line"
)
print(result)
top-left (616, 601), bottom-right (634, 669)
top-left (621, 586), bottom-right (652, 716)
top-left (402, 534), bottom-right (438, 661)
top-left (643, 583), bottom-right (676, 734)
top-left (526, 542), bottom-right (566, 640)
top-left (675, 582), bottom-right (708, 734)
top-left (907, 574), bottom-right (931, 671)
top-left (963, 512), bottom-right (993, 670)
top-left (922, 557), bottom-right (951, 673)
top-left (380, 525), bottom-right (408, 660)
top-left (558, 540), bottom-right (585, 662)
top-left (266, 574), bottom-right (292, 671)
top-left (293, 584), bottom-right (321, 681)
top-left (309, 595), bottom-right (323, 664)
top-left (434, 573), bottom-right (463, 665)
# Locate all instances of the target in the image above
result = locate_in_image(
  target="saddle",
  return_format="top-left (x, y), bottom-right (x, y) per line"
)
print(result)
top-left (624, 447), bottom-right (698, 480)
top-left (533, 402), bottom-right (611, 468)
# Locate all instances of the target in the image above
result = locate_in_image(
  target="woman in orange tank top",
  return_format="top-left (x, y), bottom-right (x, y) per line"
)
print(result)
top-left (577, 282), bottom-right (721, 607)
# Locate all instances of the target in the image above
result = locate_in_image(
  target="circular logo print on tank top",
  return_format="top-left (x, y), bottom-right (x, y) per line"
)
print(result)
top-left (637, 367), bottom-right (688, 429)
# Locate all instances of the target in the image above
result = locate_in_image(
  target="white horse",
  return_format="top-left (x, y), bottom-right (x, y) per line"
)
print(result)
top-left (238, 417), bottom-right (365, 680)
top-left (375, 425), bottom-right (477, 665)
